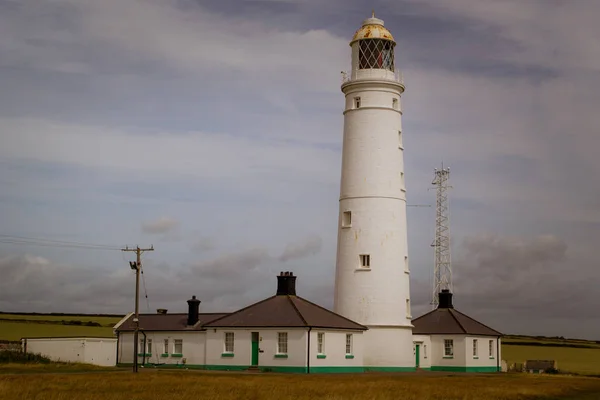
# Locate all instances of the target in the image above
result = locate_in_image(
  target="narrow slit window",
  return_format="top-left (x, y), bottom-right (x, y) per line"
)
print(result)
top-left (404, 255), bottom-right (409, 271)
top-left (354, 97), bottom-right (361, 108)
top-left (398, 131), bottom-right (403, 148)
top-left (401, 172), bottom-right (405, 188)
top-left (360, 254), bottom-right (370, 268)
top-left (224, 332), bottom-right (234, 353)
top-left (345, 334), bottom-right (353, 354)
top-left (406, 299), bottom-right (411, 318)
top-left (342, 211), bottom-right (352, 227)
top-left (317, 332), bottom-right (325, 354)
top-left (392, 98), bottom-right (398, 109)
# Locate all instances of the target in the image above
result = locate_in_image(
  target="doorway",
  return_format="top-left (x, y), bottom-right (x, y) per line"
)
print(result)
top-left (415, 344), bottom-right (420, 368)
top-left (251, 332), bottom-right (259, 366)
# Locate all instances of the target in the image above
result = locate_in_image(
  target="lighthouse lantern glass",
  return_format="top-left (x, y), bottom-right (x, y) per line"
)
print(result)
top-left (358, 39), bottom-right (394, 71)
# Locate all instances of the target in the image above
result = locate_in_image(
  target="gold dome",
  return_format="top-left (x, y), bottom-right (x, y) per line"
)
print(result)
top-left (350, 13), bottom-right (395, 44)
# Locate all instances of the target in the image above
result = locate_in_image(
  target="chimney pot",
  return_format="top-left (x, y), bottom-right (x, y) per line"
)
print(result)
top-left (187, 295), bottom-right (201, 325)
top-left (438, 289), bottom-right (454, 309)
top-left (276, 272), bottom-right (297, 296)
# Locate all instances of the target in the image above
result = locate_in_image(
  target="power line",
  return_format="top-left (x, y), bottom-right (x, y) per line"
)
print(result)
top-left (0, 234), bottom-right (121, 251)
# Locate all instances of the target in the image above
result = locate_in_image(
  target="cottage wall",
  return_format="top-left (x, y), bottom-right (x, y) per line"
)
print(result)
top-left (464, 336), bottom-right (501, 372)
top-left (117, 331), bottom-right (206, 366)
top-left (308, 329), bottom-right (364, 372)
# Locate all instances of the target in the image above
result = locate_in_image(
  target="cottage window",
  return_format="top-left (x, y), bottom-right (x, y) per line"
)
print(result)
top-left (174, 339), bottom-right (183, 354)
top-left (139, 339), bottom-right (144, 355)
top-left (473, 339), bottom-right (478, 357)
top-left (163, 339), bottom-right (169, 354)
top-left (224, 332), bottom-right (235, 353)
top-left (444, 339), bottom-right (453, 357)
top-left (345, 334), bottom-right (353, 354)
top-left (277, 332), bottom-right (288, 354)
top-left (147, 339), bottom-right (152, 355)
top-left (317, 332), bottom-right (325, 354)
top-left (489, 340), bottom-right (494, 357)
top-left (424, 344), bottom-right (427, 359)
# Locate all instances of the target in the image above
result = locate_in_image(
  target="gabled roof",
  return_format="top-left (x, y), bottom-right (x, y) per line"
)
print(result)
top-left (411, 308), bottom-right (502, 337)
top-left (204, 295), bottom-right (368, 331)
top-left (114, 313), bottom-right (228, 332)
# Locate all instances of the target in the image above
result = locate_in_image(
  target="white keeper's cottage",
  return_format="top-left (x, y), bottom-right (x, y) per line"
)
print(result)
top-left (114, 272), bottom-right (367, 373)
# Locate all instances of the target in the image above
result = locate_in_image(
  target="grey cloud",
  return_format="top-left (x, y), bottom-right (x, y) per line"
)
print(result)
top-left (278, 235), bottom-right (323, 262)
top-left (188, 248), bottom-right (270, 280)
top-left (190, 237), bottom-right (216, 253)
top-left (141, 217), bottom-right (179, 234)
top-left (411, 234), bottom-right (600, 340)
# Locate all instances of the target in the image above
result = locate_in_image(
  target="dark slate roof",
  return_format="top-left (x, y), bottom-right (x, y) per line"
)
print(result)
top-left (411, 308), bottom-right (502, 336)
top-left (203, 295), bottom-right (368, 330)
top-left (115, 313), bottom-right (228, 332)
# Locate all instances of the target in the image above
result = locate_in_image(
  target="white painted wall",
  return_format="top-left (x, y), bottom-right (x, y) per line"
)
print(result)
top-left (465, 336), bottom-right (502, 369)
top-left (207, 328), bottom-right (308, 368)
top-left (430, 335), bottom-right (466, 368)
top-left (23, 337), bottom-right (117, 366)
top-left (412, 335), bottom-right (432, 369)
top-left (117, 331), bottom-right (205, 366)
top-left (362, 327), bottom-right (413, 368)
top-left (333, 17), bottom-right (412, 369)
top-left (309, 330), bottom-right (363, 369)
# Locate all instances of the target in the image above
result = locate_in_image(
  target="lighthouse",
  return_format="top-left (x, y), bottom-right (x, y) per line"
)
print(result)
top-left (333, 13), bottom-right (414, 370)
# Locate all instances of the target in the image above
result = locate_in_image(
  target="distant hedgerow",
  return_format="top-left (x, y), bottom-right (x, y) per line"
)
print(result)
top-left (0, 350), bottom-right (51, 364)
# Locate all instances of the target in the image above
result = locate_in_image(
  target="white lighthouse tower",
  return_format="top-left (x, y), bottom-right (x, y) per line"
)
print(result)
top-left (333, 13), bottom-right (414, 370)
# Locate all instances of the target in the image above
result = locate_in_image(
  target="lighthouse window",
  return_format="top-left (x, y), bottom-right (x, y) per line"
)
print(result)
top-left (354, 97), bottom-right (361, 108)
top-left (392, 98), bottom-right (398, 109)
top-left (342, 211), bottom-right (352, 228)
top-left (360, 254), bottom-right (370, 268)
top-left (406, 299), bottom-right (411, 318)
top-left (404, 255), bottom-right (409, 272)
top-left (398, 131), bottom-right (403, 149)
top-left (358, 39), bottom-right (394, 71)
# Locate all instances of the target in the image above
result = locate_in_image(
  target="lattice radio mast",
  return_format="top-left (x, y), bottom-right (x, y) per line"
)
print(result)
top-left (430, 164), bottom-right (452, 309)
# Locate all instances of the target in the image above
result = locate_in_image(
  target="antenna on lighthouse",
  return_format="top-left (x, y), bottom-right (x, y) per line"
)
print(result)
top-left (430, 163), bottom-right (452, 309)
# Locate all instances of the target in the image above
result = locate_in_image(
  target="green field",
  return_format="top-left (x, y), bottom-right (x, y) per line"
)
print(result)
top-left (0, 313), bottom-right (120, 341)
top-left (503, 344), bottom-right (600, 375)
top-left (0, 313), bottom-right (122, 325)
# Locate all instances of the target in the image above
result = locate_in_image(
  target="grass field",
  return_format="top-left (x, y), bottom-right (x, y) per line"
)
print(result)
top-left (0, 313), bottom-right (122, 325)
top-left (0, 319), bottom-right (116, 341)
top-left (1, 369), bottom-right (600, 400)
top-left (503, 345), bottom-right (600, 375)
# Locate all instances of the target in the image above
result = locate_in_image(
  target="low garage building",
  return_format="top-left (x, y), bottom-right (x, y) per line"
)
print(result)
top-left (22, 337), bottom-right (117, 366)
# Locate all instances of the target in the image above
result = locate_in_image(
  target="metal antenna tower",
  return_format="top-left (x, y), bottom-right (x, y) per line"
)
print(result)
top-left (430, 163), bottom-right (452, 309)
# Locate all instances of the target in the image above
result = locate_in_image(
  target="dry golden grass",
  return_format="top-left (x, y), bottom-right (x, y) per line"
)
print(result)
top-left (1, 369), bottom-right (600, 400)
top-left (503, 345), bottom-right (600, 375)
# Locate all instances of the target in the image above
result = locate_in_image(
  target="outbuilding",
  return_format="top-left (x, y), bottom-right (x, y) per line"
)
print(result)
top-left (411, 290), bottom-right (502, 372)
top-left (114, 272), bottom-right (368, 373)
top-left (22, 337), bottom-right (117, 366)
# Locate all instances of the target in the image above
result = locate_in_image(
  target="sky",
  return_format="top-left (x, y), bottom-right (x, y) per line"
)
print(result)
top-left (1, 0), bottom-right (600, 340)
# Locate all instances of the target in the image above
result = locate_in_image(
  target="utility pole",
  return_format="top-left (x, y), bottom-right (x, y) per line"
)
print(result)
top-left (430, 164), bottom-right (452, 309)
top-left (122, 245), bottom-right (154, 373)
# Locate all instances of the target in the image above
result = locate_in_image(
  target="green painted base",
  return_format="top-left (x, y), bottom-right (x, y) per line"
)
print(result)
top-left (364, 367), bottom-right (416, 372)
top-left (117, 364), bottom-right (497, 374)
top-left (431, 366), bottom-right (500, 373)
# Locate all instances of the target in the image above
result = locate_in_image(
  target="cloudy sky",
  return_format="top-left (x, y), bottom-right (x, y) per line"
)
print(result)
top-left (1, 0), bottom-right (599, 340)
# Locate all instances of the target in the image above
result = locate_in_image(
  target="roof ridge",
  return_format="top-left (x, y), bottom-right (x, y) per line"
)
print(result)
top-left (204, 295), bottom-right (277, 327)
top-left (448, 309), bottom-right (467, 334)
top-left (287, 296), bottom-right (308, 326)
top-left (411, 308), bottom-right (436, 323)
top-left (293, 296), bottom-right (368, 330)
top-left (452, 308), bottom-right (503, 336)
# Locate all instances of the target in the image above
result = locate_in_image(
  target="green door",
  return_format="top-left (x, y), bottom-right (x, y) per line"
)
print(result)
top-left (415, 344), bottom-right (420, 368)
top-left (251, 332), bottom-right (259, 366)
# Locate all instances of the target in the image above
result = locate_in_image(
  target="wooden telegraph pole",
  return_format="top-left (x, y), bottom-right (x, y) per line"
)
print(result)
top-left (122, 245), bottom-right (154, 373)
